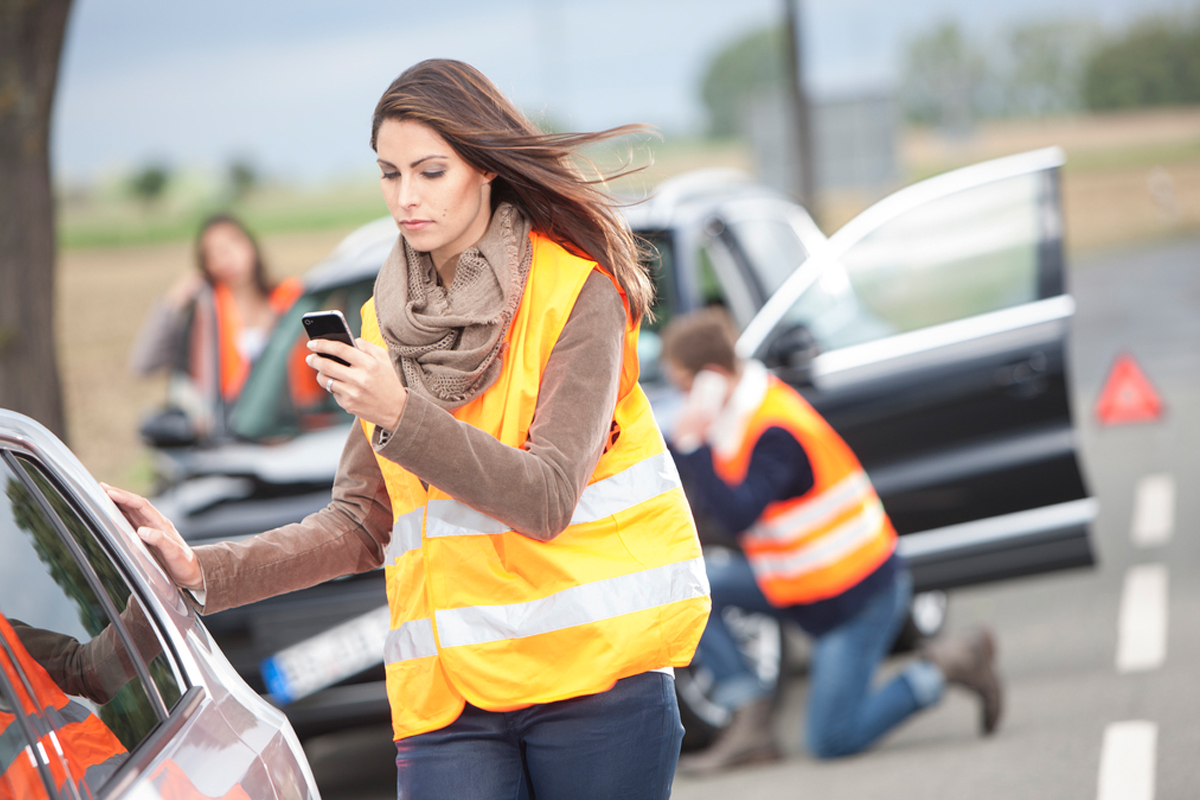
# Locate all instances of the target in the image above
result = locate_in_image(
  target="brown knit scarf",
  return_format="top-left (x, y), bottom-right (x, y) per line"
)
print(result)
top-left (374, 203), bottom-right (532, 409)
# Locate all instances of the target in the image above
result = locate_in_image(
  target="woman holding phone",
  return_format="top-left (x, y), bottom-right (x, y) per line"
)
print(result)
top-left (106, 59), bottom-right (709, 800)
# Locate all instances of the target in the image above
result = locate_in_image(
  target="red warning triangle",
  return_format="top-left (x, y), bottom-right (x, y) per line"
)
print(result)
top-left (1095, 353), bottom-right (1163, 425)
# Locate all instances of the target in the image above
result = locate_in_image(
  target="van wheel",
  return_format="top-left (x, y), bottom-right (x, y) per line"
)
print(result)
top-left (893, 590), bottom-right (948, 653)
top-left (676, 607), bottom-right (785, 752)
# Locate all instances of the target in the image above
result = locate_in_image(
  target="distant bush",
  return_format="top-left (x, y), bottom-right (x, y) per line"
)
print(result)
top-left (227, 158), bottom-right (259, 202)
top-left (1083, 18), bottom-right (1200, 110)
top-left (128, 163), bottom-right (172, 207)
top-left (700, 24), bottom-right (786, 138)
top-left (901, 22), bottom-right (987, 129)
top-left (900, 19), bottom-right (1100, 128)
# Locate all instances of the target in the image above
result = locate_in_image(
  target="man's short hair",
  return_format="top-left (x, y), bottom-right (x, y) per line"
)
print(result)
top-left (660, 306), bottom-right (739, 375)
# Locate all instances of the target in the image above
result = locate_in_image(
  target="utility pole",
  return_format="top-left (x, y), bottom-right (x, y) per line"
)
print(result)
top-left (783, 0), bottom-right (817, 220)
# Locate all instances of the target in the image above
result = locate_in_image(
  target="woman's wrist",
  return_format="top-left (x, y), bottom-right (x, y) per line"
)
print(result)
top-left (384, 389), bottom-right (407, 434)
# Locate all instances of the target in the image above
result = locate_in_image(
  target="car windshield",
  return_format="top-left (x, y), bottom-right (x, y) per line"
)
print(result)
top-left (229, 278), bottom-right (377, 441)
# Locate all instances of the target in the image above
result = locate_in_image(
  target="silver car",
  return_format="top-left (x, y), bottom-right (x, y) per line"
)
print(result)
top-left (0, 410), bottom-right (320, 800)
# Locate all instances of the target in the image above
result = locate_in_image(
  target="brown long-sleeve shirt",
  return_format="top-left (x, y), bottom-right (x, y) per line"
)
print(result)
top-left (14, 597), bottom-right (163, 706)
top-left (193, 271), bottom-right (628, 615)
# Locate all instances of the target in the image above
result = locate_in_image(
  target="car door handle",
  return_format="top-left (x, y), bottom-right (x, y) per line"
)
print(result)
top-left (995, 351), bottom-right (1049, 398)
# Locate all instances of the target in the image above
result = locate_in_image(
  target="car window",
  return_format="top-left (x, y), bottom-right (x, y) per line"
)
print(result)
top-left (231, 278), bottom-right (377, 441)
top-left (639, 232), bottom-right (676, 333)
top-left (15, 456), bottom-right (183, 712)
top-left (779, 171), bottom-right (1044, 352)
top-left (725, 216), bottom-right (808, 298)
top-left (695, 247), bottom-right (727, 308)
top-left (637, 232), bottom-right (676, 384)
top-left (0, 454), bottom-right (163, 759)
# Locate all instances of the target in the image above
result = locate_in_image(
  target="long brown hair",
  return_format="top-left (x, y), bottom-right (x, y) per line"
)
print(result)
top-left (195, 213), bottom-right (272, 296)
top-left (370, 59), bottom-right (655, 321)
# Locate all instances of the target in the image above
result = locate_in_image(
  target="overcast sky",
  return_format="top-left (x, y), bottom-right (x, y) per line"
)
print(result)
top-left (53, 0), bottom-right (1193, 183)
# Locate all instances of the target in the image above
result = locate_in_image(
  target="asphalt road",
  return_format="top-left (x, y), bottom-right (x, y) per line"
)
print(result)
top-left (302, 235), bottom-right (1200, 800)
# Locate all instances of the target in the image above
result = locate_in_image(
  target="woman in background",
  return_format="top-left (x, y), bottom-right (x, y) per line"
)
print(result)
top-left (129, 214), bottom-right (303, 423)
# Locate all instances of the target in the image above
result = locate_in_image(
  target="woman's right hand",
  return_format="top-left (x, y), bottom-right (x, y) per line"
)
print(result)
top-left (102, 483), bottom-right (204, 591)
top-left (164, 272), bottom-right (206, 310)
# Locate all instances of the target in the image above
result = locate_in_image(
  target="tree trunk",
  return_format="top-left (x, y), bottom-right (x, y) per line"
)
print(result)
top-left (0, 0), bottom-right (72, 440)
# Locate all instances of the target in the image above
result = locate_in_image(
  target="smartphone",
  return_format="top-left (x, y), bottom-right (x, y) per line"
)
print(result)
top-left (302, 310), bottom-right (357, 367)
top-left (686, 369), bottom-right (729, 418)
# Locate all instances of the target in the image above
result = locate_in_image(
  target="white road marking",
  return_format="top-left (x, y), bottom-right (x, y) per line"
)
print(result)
top-left (1116, 564), bottom-right (1168, 673)
top-left (1097, 720), bottom-right (1157, 800)
top-left (1131, 473), bottom-right (1174, 547)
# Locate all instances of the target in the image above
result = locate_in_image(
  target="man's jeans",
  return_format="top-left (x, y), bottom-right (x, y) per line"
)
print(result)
top-left (395, 672), bottom-right (684, 800)
top-left (697, 551), bottom-right (944, 758)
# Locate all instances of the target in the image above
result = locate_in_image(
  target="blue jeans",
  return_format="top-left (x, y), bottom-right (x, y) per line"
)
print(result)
top-left (395, 672), bottom-right (684, 800)
top-left (696, 552), bottom-right (944, 759)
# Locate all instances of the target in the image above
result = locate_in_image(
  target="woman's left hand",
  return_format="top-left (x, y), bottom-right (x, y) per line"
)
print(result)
top-left (306, 339), bottom-right (407, 433)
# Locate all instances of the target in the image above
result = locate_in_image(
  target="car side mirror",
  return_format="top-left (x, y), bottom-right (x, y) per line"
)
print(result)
top-left (139, 408), bottom-right (199, 448)
top-left (764, 324), bottom-right (820, 385)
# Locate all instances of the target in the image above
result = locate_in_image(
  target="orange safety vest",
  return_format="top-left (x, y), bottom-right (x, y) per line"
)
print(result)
top-left (0, 615), bottom-right (128, 800)
top-left (191, 276), bottom-right (304, 402)
top-left (712, 375), bottom-right (897, 607)
top-left (360, 232), bottom-right (710, 740)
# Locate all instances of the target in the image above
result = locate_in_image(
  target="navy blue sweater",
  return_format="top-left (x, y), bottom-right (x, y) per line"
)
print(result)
top-left (671, 426), bottom-right (897, 636)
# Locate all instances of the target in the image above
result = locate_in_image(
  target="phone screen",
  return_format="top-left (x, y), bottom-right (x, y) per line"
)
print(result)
top-left (302, 311), bottom-right (356, 366)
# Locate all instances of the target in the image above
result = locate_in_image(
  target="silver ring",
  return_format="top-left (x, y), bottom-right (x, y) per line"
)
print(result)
top-left (326, 377), bottom-right (335, 393)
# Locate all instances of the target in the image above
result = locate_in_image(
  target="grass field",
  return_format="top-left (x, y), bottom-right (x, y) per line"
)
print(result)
top-left (56, 108), bottom-right (1200, 489)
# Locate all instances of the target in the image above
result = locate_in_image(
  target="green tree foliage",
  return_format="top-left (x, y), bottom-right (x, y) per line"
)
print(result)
top-left (1000, 21), bottom-right (1099, 115)
top-left (1083, 17), bottom-right (1200, 110)
top-left (700, 24), bottom-right (786, 138)
top-left (227, 157), bottom-right (259, 202)
top-left (900, 21), bottom-right (987, 130)
top-left (128, 162), bottom-right (172, 206)
top-left (901, 18), bottom-right (1104, 125)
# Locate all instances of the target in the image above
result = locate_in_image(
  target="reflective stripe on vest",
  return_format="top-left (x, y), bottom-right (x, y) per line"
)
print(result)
top-left (745, 495), bottom-right (886, 580)
top-left (434, 556), bottom-right (707, 648)
top-left (714, 376), bottom-right (896, 606)
top-left (363, 231), bottom-right (709, 739)
top-left (388, 449), bottom-right (683, 562)
top-left (745, 470), bottom-right (873, 543)
top-left (386, 556), bottom-right (708, 662)
top-left (0, 717), bottom-right (29, 775)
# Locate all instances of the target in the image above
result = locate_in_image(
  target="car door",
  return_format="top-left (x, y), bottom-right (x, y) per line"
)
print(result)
top-left (739, 148), bottom-right (1094, 591)
top-left (0, 411), bottom-right (319, 800)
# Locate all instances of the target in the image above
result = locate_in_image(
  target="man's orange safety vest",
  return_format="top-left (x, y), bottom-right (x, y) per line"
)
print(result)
top-left (712, 375), bottom-right (896, 607)
top-left (0, 615), bottom-right (128, 800)
top-left (190, 276), bottom-right (304, 402)
top-left (360, 232), bottom-right (711, 740)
